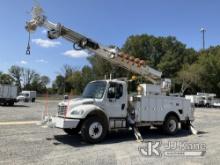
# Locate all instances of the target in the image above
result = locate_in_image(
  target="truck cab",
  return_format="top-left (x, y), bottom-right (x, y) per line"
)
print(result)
top-left (57, 80), bottom-right (128, 122)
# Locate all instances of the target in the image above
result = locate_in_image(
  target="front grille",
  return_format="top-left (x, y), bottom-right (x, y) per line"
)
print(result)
top-left (58, 105), bottom-right (67, 116)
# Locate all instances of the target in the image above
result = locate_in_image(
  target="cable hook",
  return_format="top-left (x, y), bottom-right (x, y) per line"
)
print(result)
top-left (26, 31), bottom-right (31, 55)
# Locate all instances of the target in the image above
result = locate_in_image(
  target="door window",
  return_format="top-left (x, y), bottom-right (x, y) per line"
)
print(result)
top-left (107, 82), bottom-right (123, 99)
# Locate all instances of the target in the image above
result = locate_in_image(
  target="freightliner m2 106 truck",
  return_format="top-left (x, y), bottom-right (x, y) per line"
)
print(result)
top-left (25, 6), bottom-right (194, 143)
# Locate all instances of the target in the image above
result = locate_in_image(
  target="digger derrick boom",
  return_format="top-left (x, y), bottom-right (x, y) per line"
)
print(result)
top-left (25, 6), bottom-right (162, 84)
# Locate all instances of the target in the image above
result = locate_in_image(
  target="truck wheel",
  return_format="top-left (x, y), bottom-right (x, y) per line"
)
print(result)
top-left (63, 128), bottom-right (79, 135)
top-left (163, 115), bottom-right (178, 135)
top-left (32, 98), bottom-right (35, 102)
top-left (81, 116), bottom-right (107, 143)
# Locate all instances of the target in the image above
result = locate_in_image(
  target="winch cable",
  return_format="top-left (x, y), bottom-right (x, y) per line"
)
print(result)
top-left (26, 31), bottom-right (31, 55)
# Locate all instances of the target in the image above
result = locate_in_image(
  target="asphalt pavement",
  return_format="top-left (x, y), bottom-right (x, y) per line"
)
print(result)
top-left (0, 100), bottom-right (219, 165)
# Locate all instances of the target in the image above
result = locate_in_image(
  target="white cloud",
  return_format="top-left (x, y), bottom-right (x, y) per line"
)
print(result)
top-left (32, 38), bottom-right (61, 48)
top-left (36, 59), bottom-right (48, 64)
top-left (20, 60), bottom-right (27, 65)
top-left (63, 50), bottom-right (89, 58)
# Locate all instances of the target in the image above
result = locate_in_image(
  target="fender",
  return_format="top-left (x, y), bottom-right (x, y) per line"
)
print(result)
top-left (163, 111), bottom-right (181, 122)
top-left (67, 104), bottom-right (108, 119)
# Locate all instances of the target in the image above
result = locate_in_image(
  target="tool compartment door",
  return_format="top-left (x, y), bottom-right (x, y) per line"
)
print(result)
top-left (140, 96), bottom-right (157, 121)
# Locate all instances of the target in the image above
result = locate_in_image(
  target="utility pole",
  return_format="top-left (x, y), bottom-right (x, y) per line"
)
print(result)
top-left (200, 28), bottom-right (206, 50)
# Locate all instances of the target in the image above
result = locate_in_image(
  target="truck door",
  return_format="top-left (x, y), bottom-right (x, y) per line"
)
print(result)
top-left (105, 82), bottom-right (127, 118)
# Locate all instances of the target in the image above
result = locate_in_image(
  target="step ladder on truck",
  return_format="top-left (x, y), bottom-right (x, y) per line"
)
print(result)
top-left (25, 5), bottom-right (196, 143)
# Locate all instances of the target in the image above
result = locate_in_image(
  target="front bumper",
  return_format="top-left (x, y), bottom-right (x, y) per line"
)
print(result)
top-left (51, 117), bottom-right (80, 129)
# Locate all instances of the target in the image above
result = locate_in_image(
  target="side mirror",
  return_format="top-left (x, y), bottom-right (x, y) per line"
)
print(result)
top-left (108, 87), bottom-right (116, 99)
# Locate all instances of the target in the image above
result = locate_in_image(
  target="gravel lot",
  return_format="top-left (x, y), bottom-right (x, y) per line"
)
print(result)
top-left (0, 100), bottom-right (220, 165)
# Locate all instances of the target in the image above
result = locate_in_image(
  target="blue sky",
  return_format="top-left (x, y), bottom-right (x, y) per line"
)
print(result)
top-left (0, 0), bottom-right (220, 83)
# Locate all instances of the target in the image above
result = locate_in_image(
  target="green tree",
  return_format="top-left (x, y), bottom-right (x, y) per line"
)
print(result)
top-left (81, 65), bottom-right (95, 87)
top-left (0, 73), bottom-right (14, 84)
top-left (66, 71), bottom-right (84, 95)
top-left (8, 65), bottom-right (23, 91)
top-left (40, 75), bottom-right (50, 87)
top-left (53, 75), bottom-right (65, 94)
top-left (29, 74), bottom-right (50, 93)
top-left (123, 35), bottom-right (198, 77)
top-left (176, 64), bottom-right (200, 95)
top-left (195, 49), bottom-right (220, 95)
top-left (22, 68), bottom-right (38, 89)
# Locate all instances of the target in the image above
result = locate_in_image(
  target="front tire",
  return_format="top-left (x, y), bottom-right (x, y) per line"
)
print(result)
top-left (163, 115), bottom-right (178, 135)
top-left (81, 116), bottom-right (108, 143)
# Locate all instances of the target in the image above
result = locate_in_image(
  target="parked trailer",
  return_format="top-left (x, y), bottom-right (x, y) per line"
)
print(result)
top-left (0, 84), bottom-right (17, 106)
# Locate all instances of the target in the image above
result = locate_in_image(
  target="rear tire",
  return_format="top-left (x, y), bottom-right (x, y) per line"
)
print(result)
top-left (32, 98), bottom-right (35, 102)
top-left (81, 116), bottom-right (108, 143)
top-left (163, 115), bottom-right (178, 135)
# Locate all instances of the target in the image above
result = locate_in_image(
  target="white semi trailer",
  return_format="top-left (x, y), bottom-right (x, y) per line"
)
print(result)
top-left (0, 84), bottom-right (17, 106)
top-left (25, 6), bottom-right (195, 143)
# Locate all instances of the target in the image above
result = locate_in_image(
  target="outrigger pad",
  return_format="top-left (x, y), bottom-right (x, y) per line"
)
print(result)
top-left (190, 124), bottom-right (198, 135)
top-left (133, 127), bottom-right (143, 142)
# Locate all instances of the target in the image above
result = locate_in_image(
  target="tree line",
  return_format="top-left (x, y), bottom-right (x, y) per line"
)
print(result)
top-left (0, 66), bottom-right (50, 94)
top-left (1, 34), bottom-right (220, 96)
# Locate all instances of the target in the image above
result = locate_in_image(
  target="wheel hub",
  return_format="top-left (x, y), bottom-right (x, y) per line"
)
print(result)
top-left (89, 122), bottom-right (103, 139)
top-left (168, 120), bottom-right (176, 132)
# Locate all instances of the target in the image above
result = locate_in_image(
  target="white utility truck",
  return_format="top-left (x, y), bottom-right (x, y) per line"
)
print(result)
top-left (25, 6), bottom-right (195, 143)
top-left (185, 95), bottom-right (204, 107)
top-left (197, 93), bottom-right (216, 107)
top-left (0, 84), bottom-right (17, 106)
top-left (185, 93), bottom-right (216, 107)
top-left (17, 91), bottom-right (37, 102)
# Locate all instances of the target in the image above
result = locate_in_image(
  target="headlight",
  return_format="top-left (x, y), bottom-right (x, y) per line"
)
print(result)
top-left (71, 110), bottom-right (85, 115)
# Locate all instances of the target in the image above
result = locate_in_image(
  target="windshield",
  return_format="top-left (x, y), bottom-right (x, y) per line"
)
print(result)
top-left (82, 81), bottom-right (106, 99)
top-left (20, 93), bottom-right (29, 97)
